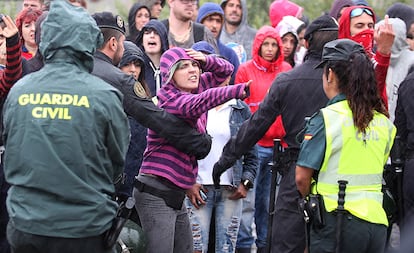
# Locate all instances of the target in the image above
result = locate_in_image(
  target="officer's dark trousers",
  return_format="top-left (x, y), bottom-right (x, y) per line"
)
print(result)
top-left (0, 162), bottom-right (10, 253)
top-left (271, 163), bottom-right (306, 253)
top-left (403, 158), bottom-right (414, 228)
top-left (310, 211), bottom-right (387, 253)
top-left (7, 222), bottom-right (115, 253)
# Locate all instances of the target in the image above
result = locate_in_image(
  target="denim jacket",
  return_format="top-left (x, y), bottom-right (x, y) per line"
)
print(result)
top-left (229, 99), bottom-right (258, 186)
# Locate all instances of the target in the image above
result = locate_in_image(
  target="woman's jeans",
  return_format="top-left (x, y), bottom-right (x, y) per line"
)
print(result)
top-left (185, 185), bottom-right (243, 253)
top-left (133, 187), bottom-right (193, 253)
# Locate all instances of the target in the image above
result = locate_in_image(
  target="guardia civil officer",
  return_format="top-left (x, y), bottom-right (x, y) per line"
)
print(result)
top-left (296, 39), bottom-right (395, 253)
top-left (91, 12), bottom-right (212, 200)
top-left (3, 1), bottom-right (130, 252)
top-left (91, 12), bottom-right (212, 166)
top-left (212, 15), bottom-right (338, 253)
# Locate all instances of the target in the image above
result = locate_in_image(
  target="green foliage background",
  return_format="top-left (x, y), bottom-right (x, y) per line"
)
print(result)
top-left (195, 0), bottom-right (413, 29)
top-left (1, 0), bottom-right (413, 28)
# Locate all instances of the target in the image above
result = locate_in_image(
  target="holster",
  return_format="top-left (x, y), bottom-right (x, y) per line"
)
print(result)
top-left (103, 216), bottom-right (127, 249)
top-left (306, 194), bottom-right (326, 228)
top-left (135, 180), bottom-right (185, 210)
top-left (103, 197), bottom-right (135, 249)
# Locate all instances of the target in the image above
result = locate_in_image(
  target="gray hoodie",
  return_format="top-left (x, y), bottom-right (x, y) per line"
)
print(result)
top-left (377, 18), bottom-right (414, 122)
top-left (219, 0), bottom-right (257, 62)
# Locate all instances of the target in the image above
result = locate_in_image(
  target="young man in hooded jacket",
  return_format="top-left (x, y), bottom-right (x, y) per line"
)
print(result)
top-left (196, 2), bottom-right (240, 85)
top-left (220, 0), bottom-right (256, 63)
top-left (338, 6), bottom-right (394, 107)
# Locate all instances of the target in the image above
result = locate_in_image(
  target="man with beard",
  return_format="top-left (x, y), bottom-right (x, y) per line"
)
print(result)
top-left (220, 0), bottom-right (256, 63)
top-left (161, 0), bottom-right (218, 51)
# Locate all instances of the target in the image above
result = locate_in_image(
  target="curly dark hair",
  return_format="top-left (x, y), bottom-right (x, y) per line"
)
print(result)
top-left (324, 52), bottom-right (388, 134)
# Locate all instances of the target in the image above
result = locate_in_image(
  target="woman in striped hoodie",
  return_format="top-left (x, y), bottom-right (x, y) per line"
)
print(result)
top-left (133, 46), bottom-right (249, 253)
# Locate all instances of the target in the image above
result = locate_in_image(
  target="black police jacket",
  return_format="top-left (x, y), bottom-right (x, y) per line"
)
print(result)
top-left (92, 51), bottom-right (212, 160)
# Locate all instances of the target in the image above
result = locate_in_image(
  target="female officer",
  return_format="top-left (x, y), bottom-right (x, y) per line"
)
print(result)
top-left (295, 39), bottom-right (396, 253)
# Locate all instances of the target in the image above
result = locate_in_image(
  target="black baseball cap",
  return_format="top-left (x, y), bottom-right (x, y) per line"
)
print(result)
top-left (92, 12), bottom-right (126, 34)
top-left (315, 39), bottom-right (365, 68)
top-left (304, 14), bottom-right (338, 41)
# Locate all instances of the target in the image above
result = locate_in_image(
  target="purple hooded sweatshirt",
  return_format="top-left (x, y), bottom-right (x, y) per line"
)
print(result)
top-left (140, 47), bottom-right (247, 189)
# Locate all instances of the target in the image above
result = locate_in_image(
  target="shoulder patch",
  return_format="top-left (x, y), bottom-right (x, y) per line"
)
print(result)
top-left (133, 82), bottom-right (147, 98)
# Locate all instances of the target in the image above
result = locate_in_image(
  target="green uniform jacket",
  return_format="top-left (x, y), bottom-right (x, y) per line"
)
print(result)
top-left (2, 0), bottom-right (130, 238)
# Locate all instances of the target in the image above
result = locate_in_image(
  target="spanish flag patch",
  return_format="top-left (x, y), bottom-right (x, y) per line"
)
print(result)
top-left (304, 134), bottom-right (313, 141)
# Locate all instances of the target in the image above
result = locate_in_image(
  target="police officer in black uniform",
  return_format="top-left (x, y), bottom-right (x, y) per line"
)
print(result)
top-left (91, 12), bottom-right (211, 164)
top-left (395, 69), bottom-right (414, 234)
top-left (212, 15), bottom-right (339, 253)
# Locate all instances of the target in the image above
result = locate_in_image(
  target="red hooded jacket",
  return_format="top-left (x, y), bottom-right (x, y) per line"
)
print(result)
top-left (236, 25), bottom-right (292, 147)
top-left (339, 5), bottom-right (389, 107)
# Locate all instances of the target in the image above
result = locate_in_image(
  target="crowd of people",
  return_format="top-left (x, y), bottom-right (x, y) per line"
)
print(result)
top-left (1, 0), bottom-right (414, 253)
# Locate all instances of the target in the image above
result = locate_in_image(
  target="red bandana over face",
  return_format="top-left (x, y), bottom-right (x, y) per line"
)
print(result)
top-left (351, 29), bottom-right (374, 54)
top-left (339, 6), bottom-right (376, 56)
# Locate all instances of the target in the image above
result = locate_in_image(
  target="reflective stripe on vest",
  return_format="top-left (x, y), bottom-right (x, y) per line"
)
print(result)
top-left (317, 100), bottom-right (396, 226)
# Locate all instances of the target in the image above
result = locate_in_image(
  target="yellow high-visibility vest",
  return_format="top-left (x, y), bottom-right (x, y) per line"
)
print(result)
top-left (316, 100), bottom-right (396, 226)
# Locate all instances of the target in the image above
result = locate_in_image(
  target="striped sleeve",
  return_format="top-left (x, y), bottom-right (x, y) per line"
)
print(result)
top-left (372, 52), bottom-right (389, 108)
top-left (198, 55), bottom-right (234, 91)
top-left (164, 84), bottom-right (246, 120)
top-left (0, 33), bottom-right (22, 97)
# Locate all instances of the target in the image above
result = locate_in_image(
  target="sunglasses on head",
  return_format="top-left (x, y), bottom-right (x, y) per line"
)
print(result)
top-left (350, 7), bottom-right (374, 18)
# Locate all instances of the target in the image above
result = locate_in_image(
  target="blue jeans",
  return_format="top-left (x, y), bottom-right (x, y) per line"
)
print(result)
top-left (185, 185), bottom-right (242, 253)
top-left (237, 146), bottom-right (273, 248)
top-left (236, 189), bottom-right (255, 249)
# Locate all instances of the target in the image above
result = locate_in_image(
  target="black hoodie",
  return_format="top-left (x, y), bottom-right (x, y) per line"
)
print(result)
top-left (127, 3), bottom-right (151, 42)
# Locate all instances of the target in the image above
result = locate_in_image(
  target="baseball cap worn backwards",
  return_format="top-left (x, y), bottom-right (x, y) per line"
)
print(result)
top-left (315, 38), bottom-right (365, 68)
top-left (304, 14), bottom-right (338, 41)
top-left (92, 12), bottom-right (126, 34)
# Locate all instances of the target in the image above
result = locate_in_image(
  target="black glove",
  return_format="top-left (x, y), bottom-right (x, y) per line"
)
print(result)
top-left (212, 162), bottom-right (228, 189)
top-left (244, 84), bottom-right (250, 98)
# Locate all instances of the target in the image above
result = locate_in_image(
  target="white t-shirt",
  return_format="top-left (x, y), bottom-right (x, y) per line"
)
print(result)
top-left (197, 99), bottom-right (236, 186)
